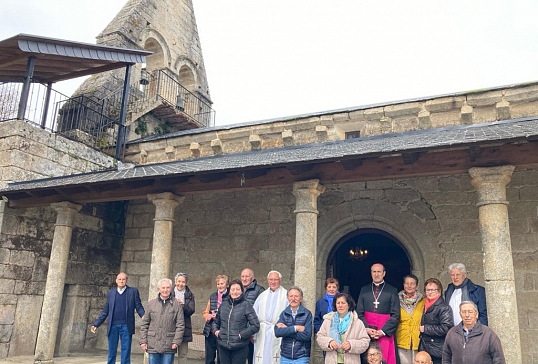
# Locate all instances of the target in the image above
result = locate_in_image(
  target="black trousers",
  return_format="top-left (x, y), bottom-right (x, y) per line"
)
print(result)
top-left (218, 345), bottom-right (249, 364)
top-left (247, 342), bottom-right (254, 364)
top-left (205, 334), bottom-right (220, 364)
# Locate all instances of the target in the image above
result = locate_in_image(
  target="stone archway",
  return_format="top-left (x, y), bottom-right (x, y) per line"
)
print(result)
top-left (178, 65), bottom-right (196, 92)
top-left (327, 228), bottom-right (411, 300)
top-left (317, 211), bottom-right (427, 297)
top-left (144, 37), bottom-right (166, 71)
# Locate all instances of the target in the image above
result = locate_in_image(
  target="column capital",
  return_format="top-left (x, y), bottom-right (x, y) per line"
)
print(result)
top-left (469, 165), bottom-right (515, 206)
top-left (50, 201), bottom-right (82, 226)
top-left (148, 192), bottom-right (184, 221)
top-left (293, 179), bottom-right (326, 214)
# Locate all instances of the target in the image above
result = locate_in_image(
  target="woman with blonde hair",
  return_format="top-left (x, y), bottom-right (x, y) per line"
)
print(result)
top-left (202, 274), bottom-right (229, 364)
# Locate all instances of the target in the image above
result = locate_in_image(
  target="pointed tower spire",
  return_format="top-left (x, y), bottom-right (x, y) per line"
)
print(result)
top-left (74, 0), bottom-right (213, 140)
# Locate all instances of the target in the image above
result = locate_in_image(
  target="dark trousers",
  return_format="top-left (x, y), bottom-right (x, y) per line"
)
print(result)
top-left (247, 342), bottom-right (254, 364)
top-left (218, 345), bottom-right (249, 364)
top-left (205, 334), bottom-right (220, 364)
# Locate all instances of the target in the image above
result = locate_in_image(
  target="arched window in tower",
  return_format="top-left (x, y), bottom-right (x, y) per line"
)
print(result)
top-left (178, 65), bottom-right (196, 92)
top-left (143, 37), bottom-right (165, 72)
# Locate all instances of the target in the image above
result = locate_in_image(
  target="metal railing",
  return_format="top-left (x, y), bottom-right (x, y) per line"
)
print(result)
top-left (0, 80), bottom-right (121, 151)
top-left (0, 69), bottom-right (214, 155)
top-left (101, 69), bottom-right (215, 128)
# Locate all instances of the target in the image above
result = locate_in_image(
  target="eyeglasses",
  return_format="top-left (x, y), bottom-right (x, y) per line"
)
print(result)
top-left (460, 310), bottom-right (476, 315)
top-left (425, 289), bottom-right (439, 292)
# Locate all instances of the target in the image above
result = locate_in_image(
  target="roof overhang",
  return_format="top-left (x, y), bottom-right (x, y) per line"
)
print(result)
top-left (0, 34), bottom-right (152, 83)
top-left (3, 117), bottom-right (538, 208)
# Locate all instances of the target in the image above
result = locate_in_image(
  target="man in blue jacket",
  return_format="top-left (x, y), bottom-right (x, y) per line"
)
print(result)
top-left (444, 263), bottom-right (488, 326)
top-left (274, 286), bottom-right (313, 364)
top-left (91, 272), bottom-right (145, 364)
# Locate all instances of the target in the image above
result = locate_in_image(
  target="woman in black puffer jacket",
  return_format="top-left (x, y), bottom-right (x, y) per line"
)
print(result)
top-left (174, 272), bottom-right (195, 364)
top-left (419, 278), bottom-right (454, 364)
top-left (213, 279), bottom-right (260, 364)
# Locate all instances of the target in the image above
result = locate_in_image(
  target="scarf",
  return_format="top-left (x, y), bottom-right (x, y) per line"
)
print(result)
top-left (329, 312), bottom-right (352, 345)
top-left (424, 295), bottom-right (440, 312)
top-left (398, 290), bottom-right (423, 315)
top-left (217, 290), bottom-right (223, 308)
top-left (325, 291), bottom-right (338, 313)
top-left (174, 287), bottom-right (185, 303)
top-left (454, 278), bottom-right (470, 301)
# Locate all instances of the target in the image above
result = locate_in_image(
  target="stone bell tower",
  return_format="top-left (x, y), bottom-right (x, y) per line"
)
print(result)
top-left (75, 0), bottom-right (213, 140)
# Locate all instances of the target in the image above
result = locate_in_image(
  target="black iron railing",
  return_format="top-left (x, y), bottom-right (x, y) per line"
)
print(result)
top-left (0, 69), bottom-right (214, 156)
top-left (101, 69), bottom-right (215, 128)
top-left (0, 79), bottom-right (122, 151)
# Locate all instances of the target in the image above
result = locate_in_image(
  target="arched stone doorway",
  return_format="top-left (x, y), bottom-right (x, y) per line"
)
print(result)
top-left (326, 228), bottom-right (411, 300)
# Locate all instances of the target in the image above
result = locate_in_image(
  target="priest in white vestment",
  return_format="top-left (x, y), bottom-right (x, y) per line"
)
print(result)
top-left (253, 271), bottom-right (288, 364)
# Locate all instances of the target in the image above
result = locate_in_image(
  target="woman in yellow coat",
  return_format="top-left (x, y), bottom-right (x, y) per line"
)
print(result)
top-left (396, 274), bottom-right (425, 364)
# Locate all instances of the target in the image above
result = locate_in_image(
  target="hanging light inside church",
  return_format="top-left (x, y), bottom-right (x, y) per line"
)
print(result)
top-left (349, 246), bottom-right (368, 261)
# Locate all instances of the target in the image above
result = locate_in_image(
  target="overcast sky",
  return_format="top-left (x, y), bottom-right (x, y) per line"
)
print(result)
top-left (2, 1), bottom-right (538, 126)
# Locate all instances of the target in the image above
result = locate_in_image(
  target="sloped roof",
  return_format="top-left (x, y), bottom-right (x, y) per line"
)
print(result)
top-left (3, 116), bottom-right (538, 195)
top-left (0, 34), bottom-right (151, 83)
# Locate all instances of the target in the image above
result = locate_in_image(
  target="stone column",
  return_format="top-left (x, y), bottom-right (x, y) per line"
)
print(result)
top-left (293, 180), bottom-right (325, 312)
top-left (147, 192), bottom-right (183, 298)
top-left (34, 201), bottom-right (82, 364)
top-left (469, 165), bottom-right (521, 364)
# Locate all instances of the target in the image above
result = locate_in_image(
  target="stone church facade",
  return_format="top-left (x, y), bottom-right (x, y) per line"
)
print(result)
top-left (1, 1), bottom-right (537, 364)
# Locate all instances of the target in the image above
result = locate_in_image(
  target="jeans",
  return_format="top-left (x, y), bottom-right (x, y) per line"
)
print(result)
top-left (107, 323), bottom-right (132, 364)
top-left (148, 353), bottom-right (175, 364)
top-left (280, 356), bottom-right (310, 364)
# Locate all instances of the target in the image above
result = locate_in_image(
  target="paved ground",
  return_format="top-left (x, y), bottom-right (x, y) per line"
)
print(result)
top-left (0, 348), bottom-right (206, 364)
top-left (0, 334), bottom-right (207, 364)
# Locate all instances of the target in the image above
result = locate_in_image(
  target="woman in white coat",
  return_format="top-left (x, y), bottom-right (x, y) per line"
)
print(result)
top-left (316, 292), bottom-right (370, 364)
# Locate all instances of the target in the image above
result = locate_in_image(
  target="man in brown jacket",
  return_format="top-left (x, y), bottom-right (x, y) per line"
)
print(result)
top-left (140, 278), bottom-right (185, 364)
top-left (442, 301), bottom-right (505, 364)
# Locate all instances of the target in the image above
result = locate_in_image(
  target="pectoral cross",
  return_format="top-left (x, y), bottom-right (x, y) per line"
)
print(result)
top-left (373, 299), bottom-right (380, 310)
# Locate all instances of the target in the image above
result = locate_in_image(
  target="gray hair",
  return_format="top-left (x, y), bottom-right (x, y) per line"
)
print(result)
top-left (367, 341), bottom-right (382, 354)
top-left (158, 278), bottom-right (173, 287)
top-left (459, 300), bottom-right (478, 311)
top-left (288, 286), bottom-right (303, 298)
top-left (267, 270), bottom-right (282, 279)
top-left (175, 272), bottom-right (188, 283)
top-left (448, 263), bottom-right (467, 275)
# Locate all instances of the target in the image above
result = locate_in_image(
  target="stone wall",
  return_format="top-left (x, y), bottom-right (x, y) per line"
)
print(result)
top-left (0, 120), bottom-right (121, 358)
top-left (0, 200), bottom-right (128, 358)
top-left (120, 170), bottom-right (537, 362)
top-left (0, 120), bottom-right (116, 189)
top-left (124, 82), bottom-right (538, 165)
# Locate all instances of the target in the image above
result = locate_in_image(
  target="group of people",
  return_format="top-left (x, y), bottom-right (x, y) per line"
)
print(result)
top-left (90, 263), bottom-right (506, 364)
top-left (313, 262), bottom-right (505, 364)
top-left (91, 272), bottom-right (195, 364)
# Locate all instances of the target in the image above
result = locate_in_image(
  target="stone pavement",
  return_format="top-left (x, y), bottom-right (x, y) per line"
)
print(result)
top-left (0, 334), bottom-right (206, 364)
top-left (0, 349), bottom-right (206, 364)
